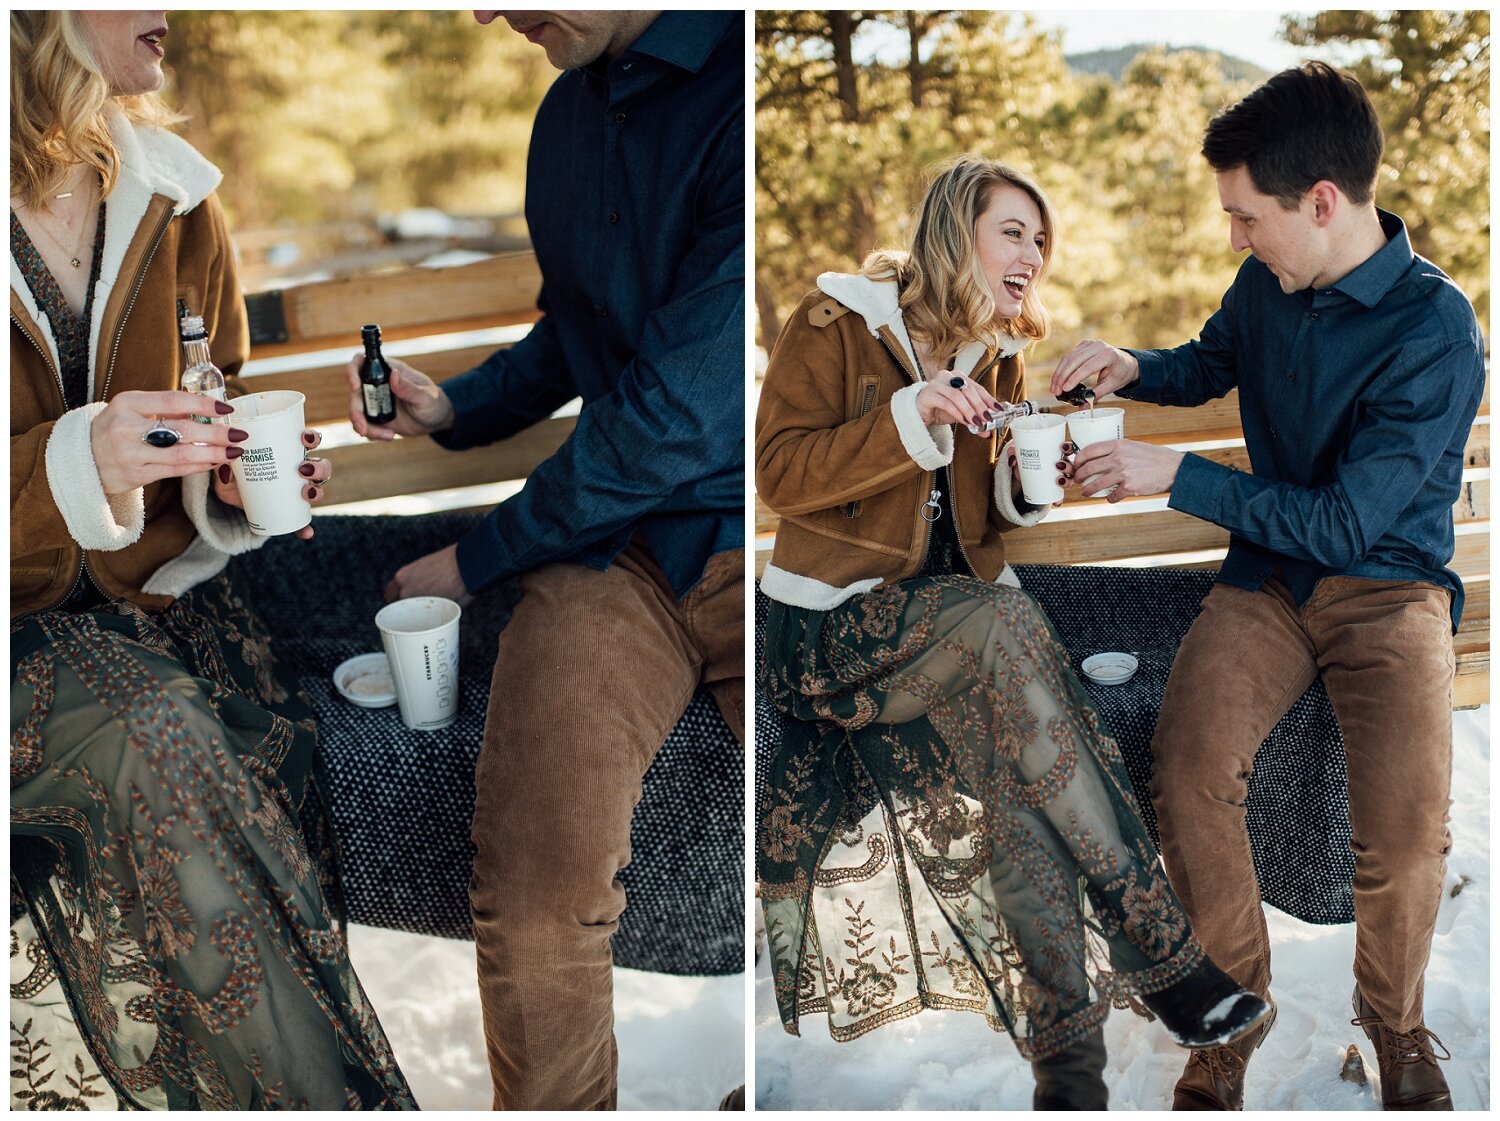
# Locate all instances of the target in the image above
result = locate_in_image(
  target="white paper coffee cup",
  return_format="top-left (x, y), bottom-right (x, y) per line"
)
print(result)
top-left (1009, 413), bottom-right (1069, 505)
top-left (375, 597), bottom-right (462, 731)
top-left (229, 390), bottom-right (311, 536)
top-left (1067, 407), bottom-right (1126, 497)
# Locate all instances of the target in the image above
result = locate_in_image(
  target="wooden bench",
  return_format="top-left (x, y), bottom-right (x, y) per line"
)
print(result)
top-left (227, 252), bottom-right (743, 977)
top-left (753, 379), bottom-right (1489, 924)
top-left (755, 387), bottom-right (1490, 708)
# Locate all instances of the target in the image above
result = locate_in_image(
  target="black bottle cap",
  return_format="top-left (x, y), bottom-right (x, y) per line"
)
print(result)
top-left (362, 323), bottom-right (382, 341)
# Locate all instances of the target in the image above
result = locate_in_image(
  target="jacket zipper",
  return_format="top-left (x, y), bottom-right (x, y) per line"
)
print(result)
top-left (843, 379), bottom-right (880, 517)
top-left (101, 206), bottom-right (174, 404)
top-left (11, 312), bottom-right (66, 407)
top-left (22, 205), bottom-right (175, 610)
top-left (947, 356), bottom-right (1005, 579)
top-left (873, 331), bottom-right (939, 576)
top-left (11, 314), bottom-right (92, 606)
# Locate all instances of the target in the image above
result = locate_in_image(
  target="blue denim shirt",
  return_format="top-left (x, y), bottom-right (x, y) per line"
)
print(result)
top-left (1123, 211), bottom-right (1484, 632)
top-left (435, 11), bottom-right (744, 599)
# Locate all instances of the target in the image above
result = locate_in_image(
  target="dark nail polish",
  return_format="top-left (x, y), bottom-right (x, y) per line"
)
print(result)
top-left (1056, 461), bottom-right (1067, 470)
top-left (299, 462), bottom-right (316, 477)
top-left (226, 446), bottom-right (244, 459)
top-left (214, 401), bottom-right (234, 414)
top-left (302, 431), bottom-right (316, 444)
top-left (217, 464), bottom-right (231, 484)
top-left (227, 428), bottom-right (249, 442)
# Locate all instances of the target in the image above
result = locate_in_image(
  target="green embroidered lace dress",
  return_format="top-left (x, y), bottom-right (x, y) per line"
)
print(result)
top-left (10, 216), bottom-right (415, 1109)
top-left (758, 571), bottom-right (1207, 1061)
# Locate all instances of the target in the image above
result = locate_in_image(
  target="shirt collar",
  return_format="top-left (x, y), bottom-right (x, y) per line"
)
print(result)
top-left (1329, 209), bottom-right (1413, 309)
top-left (620, 11), bottom-right (737, 74)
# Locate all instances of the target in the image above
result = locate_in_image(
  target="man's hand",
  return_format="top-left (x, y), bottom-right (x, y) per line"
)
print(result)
top-left (346, 354), bottom-right (456, 441)
top-left (1068, 440), bottom-right (1185, 502)
top-left (1050, 339), bottom-right (1140, 401)
top-left (384, 543), bottom-right (475, 606)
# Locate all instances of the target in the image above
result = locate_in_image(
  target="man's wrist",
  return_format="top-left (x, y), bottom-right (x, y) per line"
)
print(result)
top-left (430, 390), bottom-right (457, 434)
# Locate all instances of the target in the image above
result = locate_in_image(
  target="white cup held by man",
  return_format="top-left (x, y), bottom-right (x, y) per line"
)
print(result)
top-left (1009, 413), bottom-right (1069, 505)
top-left (229, 390), bottom-right (312, 536)
top-left (1067, 407), bottom-right (1126, 497)
top-left (375, 596), bottom-right (462, 731)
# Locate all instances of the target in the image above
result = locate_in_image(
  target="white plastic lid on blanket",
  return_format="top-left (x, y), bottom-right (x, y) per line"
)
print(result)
top-left (1081, 652), bottom-right (1139, 686)
top-left (333, 652), bottom-right (398, 708)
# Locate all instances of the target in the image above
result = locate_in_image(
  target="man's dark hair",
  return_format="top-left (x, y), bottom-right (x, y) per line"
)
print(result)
top-left (1202, 61), bottom-right (1383, 209)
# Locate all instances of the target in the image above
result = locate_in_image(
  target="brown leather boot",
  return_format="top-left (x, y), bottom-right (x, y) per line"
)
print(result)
top-left (1031, 1028), bottom-right (1109, 1110)
top-left (1171, 999), bottom-right (1277, 1110)
top-left (1351, 987), bottom-right (1453, 1110)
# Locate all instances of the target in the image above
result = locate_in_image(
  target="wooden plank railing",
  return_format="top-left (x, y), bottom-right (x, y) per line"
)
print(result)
top-left (754, 384), bottom-right (1491, 710)
top-left (242, 251), bottom-right (566, 512)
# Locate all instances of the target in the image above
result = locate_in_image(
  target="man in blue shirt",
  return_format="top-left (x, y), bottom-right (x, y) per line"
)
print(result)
top-left (343, 10), bottom-right (744, 1109)
top-left (1051, 63), bottom-right (1481, 1111)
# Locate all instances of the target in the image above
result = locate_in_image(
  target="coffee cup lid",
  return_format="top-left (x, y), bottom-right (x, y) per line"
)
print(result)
top-left (1081, 652), bottom-right (1139, 685)
top-left (333, 652), bottom-right (397, 708)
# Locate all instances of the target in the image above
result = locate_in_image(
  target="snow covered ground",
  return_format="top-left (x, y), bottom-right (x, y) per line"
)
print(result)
top-left (346, 926), bottom-right (746, 1110)
top-left (754, 707), bottom-right (1490, 1111)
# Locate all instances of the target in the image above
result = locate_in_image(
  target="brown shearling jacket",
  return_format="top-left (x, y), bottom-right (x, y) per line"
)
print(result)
top-left (11, 111), bottom-right (254, 619)
top-left (756, 272), bottom-right (1048, 610)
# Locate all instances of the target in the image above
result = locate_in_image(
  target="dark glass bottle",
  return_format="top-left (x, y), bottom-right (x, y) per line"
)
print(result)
top-left (1059, 383), bottom-right (1097, 409)
top-left (360, 323), bottom-right (396, 425)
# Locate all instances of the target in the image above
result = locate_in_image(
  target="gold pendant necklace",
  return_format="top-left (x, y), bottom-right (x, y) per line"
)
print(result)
top-left (19, 178), bottom-right (98, 269)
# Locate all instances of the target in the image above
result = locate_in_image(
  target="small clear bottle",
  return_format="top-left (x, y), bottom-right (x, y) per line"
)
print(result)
top-left (979, 399), bottom-right (1042, 433)
top-left (178, 302), bottom-right (226, 423)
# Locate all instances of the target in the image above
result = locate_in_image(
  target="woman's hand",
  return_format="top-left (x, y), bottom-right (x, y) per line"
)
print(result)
top-left (212, 428), bottom-right (332, 541)
top-left (90, 390), bottom-right (244, 496)
top-left (1005, 441), bottom-right (1071, 507)
top-left (1049, 339), bottom-right (1140, 401)
top-left (916, 373), bottom-right (1001, 431)
top-left (344, 354), bottom-right (455, 441)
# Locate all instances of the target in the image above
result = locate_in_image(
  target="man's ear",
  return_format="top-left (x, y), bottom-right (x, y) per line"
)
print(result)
top-left (1307, 180), bottom-right (1341, 228)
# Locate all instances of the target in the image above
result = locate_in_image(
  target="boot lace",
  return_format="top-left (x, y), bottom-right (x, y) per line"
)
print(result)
top-left (1350, 1014), bottom-right (1452, 1067)
top-left (1188, 1045), bottom-right (1246, 1081)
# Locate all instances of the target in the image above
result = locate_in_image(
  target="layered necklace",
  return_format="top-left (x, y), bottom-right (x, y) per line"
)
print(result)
top-left (11, 170), bottom-right (100, 269)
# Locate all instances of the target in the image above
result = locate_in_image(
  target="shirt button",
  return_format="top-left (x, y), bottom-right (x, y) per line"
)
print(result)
top-left (614, 112), bottom-right (627, 124)
top-left (607, 212), bottom-right (619, 224)
top-left (1270, 426), bottom-right (1279, 439)
top-left (1309, 312), bottom-right (1320, 320)
top-left (595, 304), bottom-right (608, 318)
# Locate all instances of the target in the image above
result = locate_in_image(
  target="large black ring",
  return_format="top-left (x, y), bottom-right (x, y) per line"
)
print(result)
top-left (143, 420), bottom-right (180, 449)
top-left (948, 375), bottom-right (966, 389)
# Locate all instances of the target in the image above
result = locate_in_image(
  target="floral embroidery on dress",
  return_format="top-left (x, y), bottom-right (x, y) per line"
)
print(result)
top-left (11, 575), bottom-right (415, 1108)
top-left (758, 574), bottom-right (1204, 1060)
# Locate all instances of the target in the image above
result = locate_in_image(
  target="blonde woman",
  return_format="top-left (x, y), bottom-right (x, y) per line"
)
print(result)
top-left (10, 11), bottom-right (412, 1108)
top-left (755, 156), bottom-right (1270, 1108)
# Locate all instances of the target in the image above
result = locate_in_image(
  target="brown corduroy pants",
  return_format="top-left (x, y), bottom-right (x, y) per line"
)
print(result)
top-left (1150, 576), bottom-right (1455, 1034)
top-left (468, 543), bottom-right (744, 1110)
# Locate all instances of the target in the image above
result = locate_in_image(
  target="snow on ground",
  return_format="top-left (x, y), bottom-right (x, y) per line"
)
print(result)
top-left (755, 707), bottom-right (1490, 1110)
top-left (346, 926), bottom-right (746, 1110)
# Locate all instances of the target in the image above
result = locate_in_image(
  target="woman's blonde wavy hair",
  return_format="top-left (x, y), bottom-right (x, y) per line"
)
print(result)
top-left (11, 10), bottom-right (183, 208)
top-left (864, 155), bottom-right (1055, 363)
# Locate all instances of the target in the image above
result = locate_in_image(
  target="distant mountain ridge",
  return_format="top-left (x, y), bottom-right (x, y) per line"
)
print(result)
top-left (1065, 43), bottom-right (1271, 83)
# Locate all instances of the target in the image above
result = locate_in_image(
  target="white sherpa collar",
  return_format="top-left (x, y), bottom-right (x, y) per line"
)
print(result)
top-left (11, 104), bottom-right (223, 400)
top-left (815, 269), bottom-right (1027, 383)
